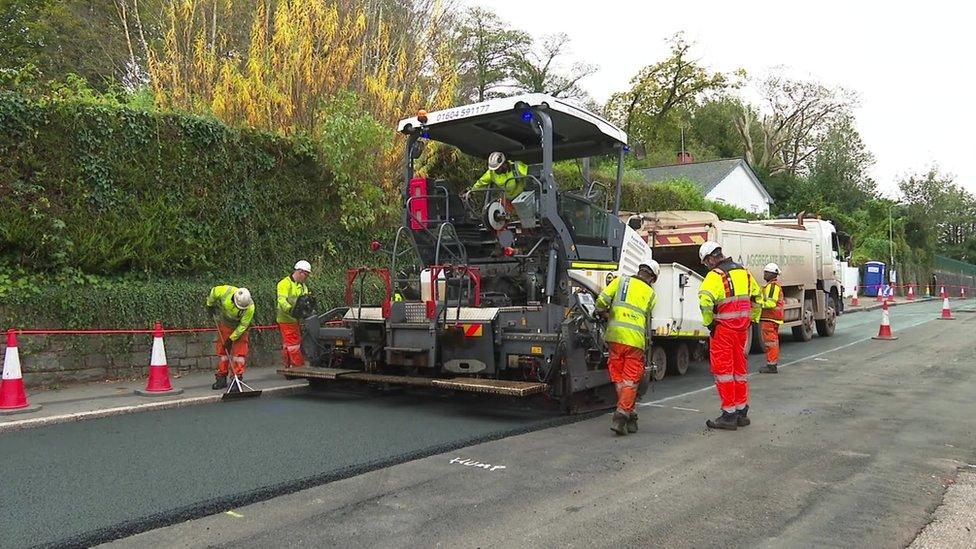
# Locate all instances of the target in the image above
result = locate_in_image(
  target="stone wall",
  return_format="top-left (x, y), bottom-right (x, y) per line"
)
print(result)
top-left (7, 330), bottom-right (279, 389)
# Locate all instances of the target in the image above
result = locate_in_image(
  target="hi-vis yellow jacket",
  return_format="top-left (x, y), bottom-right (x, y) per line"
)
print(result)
top-left (472, 161), bottom-right (529, 200)
top-left (760, 280), bottom-right (785, 325)
top-left (699, 260), bottom-right (761, 330)
top-left (596, 275), bottom-right (657, 349)
top-left (276, 275), bottom-right (309, 324)
top-left (206, 285), bottom-right (255, 341)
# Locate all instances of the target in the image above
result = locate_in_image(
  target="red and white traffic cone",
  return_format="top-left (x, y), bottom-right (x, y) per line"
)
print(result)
top-left (938, 297), bottom-right (954, 320)
top-left (872, 301), bottom-right (898, 340)
top-left (962, 286), bottom-right (967, 300)
top-left (0, 329), bottom-right (42, 414)
top-left (875, 285), bottom-right (884, 302)
top-left (135, 322), bottom-right (183, 397)
top-left (906, 284), bottom-right (915, 300)
top-left (850, 286), bottom-right (860, 307)
top-left (940, 286), bottom-right (947, 300)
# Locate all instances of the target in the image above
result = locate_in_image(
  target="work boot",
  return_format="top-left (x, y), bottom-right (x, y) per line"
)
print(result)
top-left (626, 412), bottom-right (638, 433)
top-left (736, 406), bottom-right (751, 427)
top-left (706, 411), bottom-right (738, 431)
top-left (611, 412), bottom-right (629, 436)
top-left (759, 364), bottom-right (778, 374)
top-left (211, 374), bottom-right (228, 390)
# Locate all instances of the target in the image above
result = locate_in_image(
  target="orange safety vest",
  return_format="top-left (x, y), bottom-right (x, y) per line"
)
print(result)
top-left (760, 281), bottom-right (785, 324)
top-left (711, 267), bottom-right (754, 331)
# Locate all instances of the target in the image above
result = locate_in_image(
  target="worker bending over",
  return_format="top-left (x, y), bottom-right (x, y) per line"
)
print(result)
top-left (277, 260), bottom-right (311, 368)
top-left (698, 242), bottom-right (761, 430)
top-left (465, 151), bottom-right (528, 202)
top-left (758, 263), bottom-right (784, 374)
top-left (206, 285), bottom-right (255, 390)
top-left (596, 261), bottom-right (659, 436)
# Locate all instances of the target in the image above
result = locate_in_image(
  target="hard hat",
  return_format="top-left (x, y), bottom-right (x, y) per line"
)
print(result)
top-left (698, 241), bottom-right (721, 262)
top-left (294, 260), bottom-right (311, 273)
top-left (232, 288), bottom-right (253, 310)
top-left (487, 151), bottom-right (506, 171)
top-left (639, 260), bottom-right (660, 276)
top-left (764, 262), bottom-right (781, 274)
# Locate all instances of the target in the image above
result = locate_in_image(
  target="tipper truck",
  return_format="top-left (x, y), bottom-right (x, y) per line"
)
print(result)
top-left (624, 210), bottom-right (843, 358)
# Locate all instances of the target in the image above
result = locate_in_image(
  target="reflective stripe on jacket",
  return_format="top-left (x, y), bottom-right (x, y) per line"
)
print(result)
top-left (699, 260), bottom-right (761, 330)
top-left (596, 275), bottom-right (657, 349)
top-left (206, 285), bottom-right (255, 341)
top-left (472, 161), bottom-right (529, 200)
top-left (760, 280), bottom-right (785, 325)
top-left (276, 275), bottom-right (309, 323)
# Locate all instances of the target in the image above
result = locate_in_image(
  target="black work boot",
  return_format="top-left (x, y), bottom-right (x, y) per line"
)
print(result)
top-left (211, 374), bottom-right (228, 390)
top-left (611, 412), bottom-right (629, 436)
top-left (706, 411), bottom-right (738, 431)
top-left (626, 412), bottom-right (638, 433)
top-left (736, 406), bottom-right (751, 427)
top-left (759, 364), bottom-right (778, 374)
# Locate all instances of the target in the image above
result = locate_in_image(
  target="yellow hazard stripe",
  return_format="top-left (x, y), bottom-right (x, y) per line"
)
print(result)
top-left (570, 262), bottom-right (618, 270)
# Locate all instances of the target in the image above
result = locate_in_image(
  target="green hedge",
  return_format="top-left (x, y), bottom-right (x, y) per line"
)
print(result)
top-left (0, 91), bottom-right (389, 276)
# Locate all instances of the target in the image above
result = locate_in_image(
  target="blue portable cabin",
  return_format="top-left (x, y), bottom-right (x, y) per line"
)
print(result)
top-left (863, 261), bottom-right (886, 297)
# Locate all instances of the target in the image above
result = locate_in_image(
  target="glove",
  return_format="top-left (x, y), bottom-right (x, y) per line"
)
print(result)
top-left (706, 323), bottom-right (716, 337)
top-left (223, 339), bottom-right (233, 354)
top-left (596, 310), bottom-right (610, 322)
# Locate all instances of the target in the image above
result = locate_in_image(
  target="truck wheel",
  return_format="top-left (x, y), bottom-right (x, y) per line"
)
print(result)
top-left (816, 294), bottom-right (838, 337)
top-left (792, 301), bottom-right (815, 342)
top-left (666, 343), bottom-right (690, 375)
top-left (650, 346), bottom-right (667, 381)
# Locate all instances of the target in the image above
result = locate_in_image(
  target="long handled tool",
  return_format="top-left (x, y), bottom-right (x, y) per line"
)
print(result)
top-left (214, 317), bottom-right (262, 401)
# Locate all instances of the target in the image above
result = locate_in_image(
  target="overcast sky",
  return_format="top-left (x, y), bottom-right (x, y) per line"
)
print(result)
top-left (471, 0), bottom-right (975, 195)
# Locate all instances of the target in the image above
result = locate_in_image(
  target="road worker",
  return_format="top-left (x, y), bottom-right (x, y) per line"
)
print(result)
top-left (465, 151), bottom-right (529, 202)
top-left (206, 285), bottom-right (255, 390)
top-left (698, 242), bottom-right (761, 430)
top-left (277, 260), bottom-right (311, 369)
top-left (758, 263), bottom-right (785, 374)
top-left (595, 260), bottom-right (659, 436)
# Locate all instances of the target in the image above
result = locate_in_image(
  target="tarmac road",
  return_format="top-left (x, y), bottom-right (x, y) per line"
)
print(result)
top-left (0, 300), bottom-right (958, 547)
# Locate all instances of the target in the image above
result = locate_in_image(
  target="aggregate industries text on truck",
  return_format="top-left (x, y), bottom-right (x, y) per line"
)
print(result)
top-left (626, 210), bottom-right (843, 354)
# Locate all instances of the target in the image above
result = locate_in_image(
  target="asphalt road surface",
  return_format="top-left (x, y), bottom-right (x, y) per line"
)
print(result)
top-left (0, 300), bottom-right (964, 547)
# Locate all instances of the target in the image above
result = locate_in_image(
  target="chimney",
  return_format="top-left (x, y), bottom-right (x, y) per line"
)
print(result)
top-left (677, 151), bottom-right (693, 164)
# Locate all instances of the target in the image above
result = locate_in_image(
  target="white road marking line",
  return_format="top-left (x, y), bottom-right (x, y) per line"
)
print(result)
top-left (671, 406), bottom-right (700, 412)
top-left (226, 511), bottom-right (243, 518)
top-left (639, 314), bottom-right (938, 408)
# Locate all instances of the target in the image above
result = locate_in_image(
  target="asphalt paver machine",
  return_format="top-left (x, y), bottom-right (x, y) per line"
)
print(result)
top-left (280, 94), bottom-right (656, 412)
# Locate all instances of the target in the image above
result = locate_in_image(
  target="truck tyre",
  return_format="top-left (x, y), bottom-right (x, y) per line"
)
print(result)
top-left (792, 300), bottom-right (815, 342)
top-left (650, 346), bottom-right (667, 381)
top-left (749, 322), bottom-right (764, 354)
top-left (666, 343), bottom-right (690, 376)
top-left (816, 293), bottom-right (838, 337)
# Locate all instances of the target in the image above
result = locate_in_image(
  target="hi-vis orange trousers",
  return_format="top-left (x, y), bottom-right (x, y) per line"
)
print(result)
top-left (608, 342), bottom-right (644, 414)
top-left (710, 324), bottom-right (749, 414)
top-left (761, 321), bottom-right (780, 365)
top-left (216, 323), bottom-right (248, 376)
top-left (278, 322), bottom-right (304, 368)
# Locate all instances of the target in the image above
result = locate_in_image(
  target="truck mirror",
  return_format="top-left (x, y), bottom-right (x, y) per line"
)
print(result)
top-left (631, 142), bottom-right (646, 160)
top-left (411, 139), bottom-right (426, 159)
top-left (627, 215), bottom-right (643, 230)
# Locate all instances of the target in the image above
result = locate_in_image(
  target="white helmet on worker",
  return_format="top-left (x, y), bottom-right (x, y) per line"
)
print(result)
top-left (698, 241), bottom-right (722, 263)
top-left (764, 262), bottom-right (781, 274)
top-left (639, 260), bottom-right (660, 277)
top-left (487, 151), bottom-right (506, 171)
top-left (232, 288), bottom-right (253, 310)
top-left (294, 260), bottom-right (311, 273)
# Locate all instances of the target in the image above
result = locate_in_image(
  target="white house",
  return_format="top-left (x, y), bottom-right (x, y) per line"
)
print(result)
top-left (639, 158), bottom-right (774, 216)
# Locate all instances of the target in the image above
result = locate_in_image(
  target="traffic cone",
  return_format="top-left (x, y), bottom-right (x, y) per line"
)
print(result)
top-left (875, 285), bottom-right (883, 303)
top-left (940, 286), bottom-right (947, 299)
top-left (938, 297), bottom-right (954, 321)
top-left (872, 301), bottom-right (898, 340)
top-left (906, 284), bottom-right (915, 300)
top-left (850, 286), bottom-right (860, 307)
top-left (962, 286), bottom-right (968, 300)
top-left (135, 322), bottom-right (183, 397)
top-left (0, 329), bottom-right (42, 414)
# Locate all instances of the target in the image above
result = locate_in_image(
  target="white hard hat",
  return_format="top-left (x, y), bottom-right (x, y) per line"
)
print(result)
top-left (487, 151), bottom-right (506, 171)
top-left (232, 288), bottom-right (253, 310)
top-left (294, 260), bottom-right (311, 273)
top-left (698, 241), bottom-right (721, 262)
top-left (764, 263), bottom-right (781, 274)
top-left (639, 260), bottom-right (660, 276)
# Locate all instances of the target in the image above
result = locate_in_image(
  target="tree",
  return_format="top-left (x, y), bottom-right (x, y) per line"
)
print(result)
top-left (510, 33), bottom-right (595, 99)
top-left (605, 33), bottom-right (739, 149)
top-left (454, 7), bottom-right (528, 102)
top-left (737, 71), bottom-right (854, 177)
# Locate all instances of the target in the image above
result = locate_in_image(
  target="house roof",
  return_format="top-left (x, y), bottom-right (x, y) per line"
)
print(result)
top-left (638, 158), bottom-right (773, 204)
